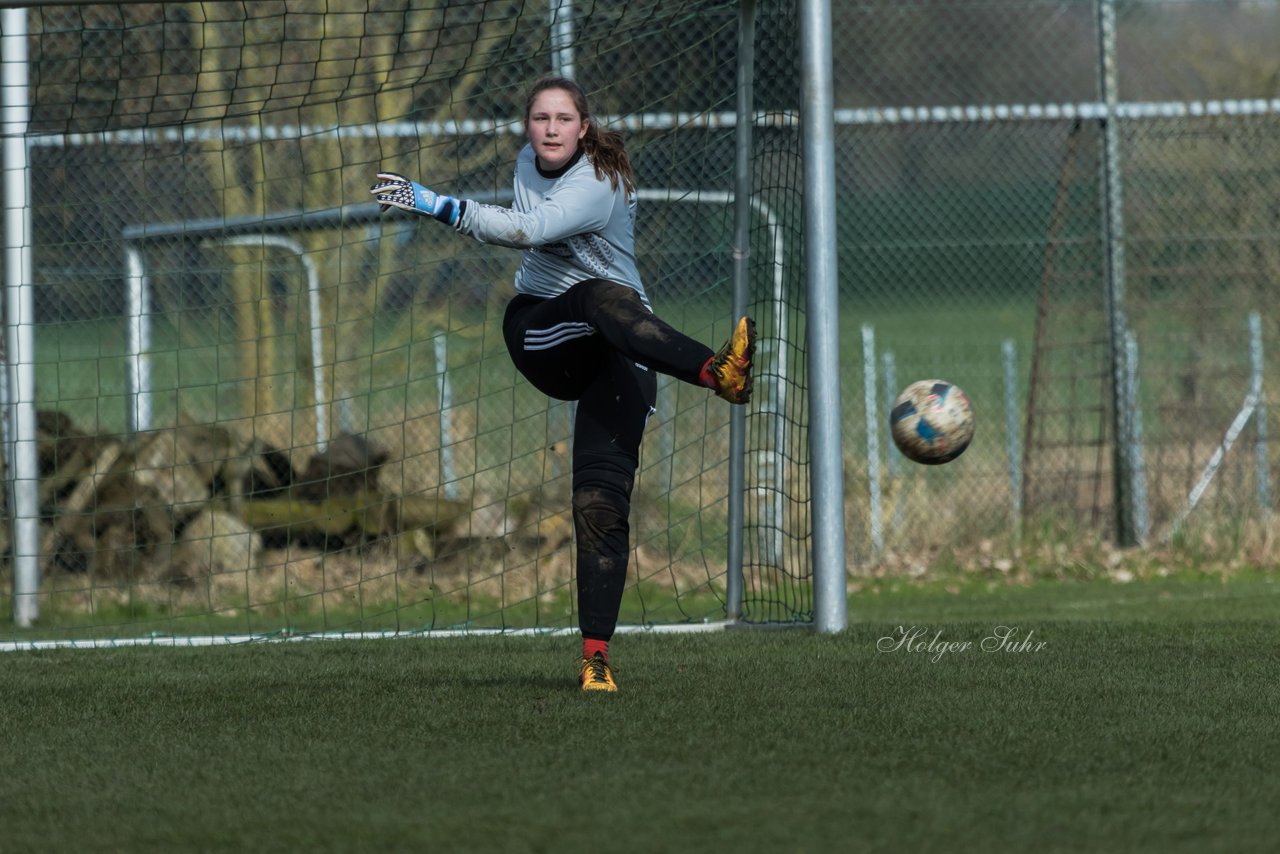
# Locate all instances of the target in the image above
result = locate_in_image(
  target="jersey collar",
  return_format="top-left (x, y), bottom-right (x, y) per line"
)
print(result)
top-left (535, 146), bottom-right (585, 179)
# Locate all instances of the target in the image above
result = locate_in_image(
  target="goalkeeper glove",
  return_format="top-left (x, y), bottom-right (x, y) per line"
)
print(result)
top-left (370, 172), bottom-right (461, 226)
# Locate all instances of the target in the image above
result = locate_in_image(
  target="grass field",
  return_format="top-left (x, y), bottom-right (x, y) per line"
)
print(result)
top-left (3, 572), bottom-right (1279, 853)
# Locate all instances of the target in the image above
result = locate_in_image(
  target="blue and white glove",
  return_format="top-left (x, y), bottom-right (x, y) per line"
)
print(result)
top-left (370, 172), bottom-right (461, 226)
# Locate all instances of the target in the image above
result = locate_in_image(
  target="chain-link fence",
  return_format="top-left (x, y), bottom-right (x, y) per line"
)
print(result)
top-left (7, 0), bottom-right (1275, 639)
top-left (832, 0), bottom-right (1280, 566)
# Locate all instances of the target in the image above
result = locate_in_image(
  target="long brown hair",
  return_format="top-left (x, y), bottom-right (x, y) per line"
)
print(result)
top-left (525, 76), bottom-right (636, 194)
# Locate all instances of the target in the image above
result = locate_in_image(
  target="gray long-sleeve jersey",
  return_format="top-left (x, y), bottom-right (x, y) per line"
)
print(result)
top-left (456, 144), bottom-right (651, 309)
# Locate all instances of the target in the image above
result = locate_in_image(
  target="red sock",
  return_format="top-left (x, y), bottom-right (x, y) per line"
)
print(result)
top-left (583, 638), bottom-right (609, 660)
top-left (698, 357), bottom-right (716, 388)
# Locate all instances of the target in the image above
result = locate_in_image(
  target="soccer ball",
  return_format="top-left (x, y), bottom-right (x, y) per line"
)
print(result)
top-left (889, 379), bottom-right (975, 465)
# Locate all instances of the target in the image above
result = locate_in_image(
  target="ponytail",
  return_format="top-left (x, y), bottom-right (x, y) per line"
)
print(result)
top-left (581, 124), bottom-right (636, 195)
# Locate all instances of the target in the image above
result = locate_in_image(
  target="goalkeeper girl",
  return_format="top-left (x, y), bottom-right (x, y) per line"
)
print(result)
top-left (371, 76), bottom-right (754, 693)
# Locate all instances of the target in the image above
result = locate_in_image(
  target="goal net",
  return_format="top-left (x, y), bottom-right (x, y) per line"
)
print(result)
top-left (2, 0), bottom-right (812, 644)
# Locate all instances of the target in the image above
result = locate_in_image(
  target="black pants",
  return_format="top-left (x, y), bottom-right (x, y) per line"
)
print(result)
top-left (503, 279), bottom-right (714, 641)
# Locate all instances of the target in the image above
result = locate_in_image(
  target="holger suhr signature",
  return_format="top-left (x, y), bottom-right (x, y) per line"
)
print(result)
top-left (876, 625), bottom-right (1048, 663)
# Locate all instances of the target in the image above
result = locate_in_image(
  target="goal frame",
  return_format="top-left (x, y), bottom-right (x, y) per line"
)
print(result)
top-left (0, 0), bottom-right (850, 635)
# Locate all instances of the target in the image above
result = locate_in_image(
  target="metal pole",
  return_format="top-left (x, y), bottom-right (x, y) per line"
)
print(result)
top-left (125, 245), bottom-right (152, 433)
top-left (1125, 330), bottom-right (1149, 542)
top-left (755, 196), bottom-right (786, 570)
top-left (882, 351), bottom-right (905, 539)
top-left (799, 0), bottom-right (847, 632)
top-left (434, 330), bottom-right (457, 501)
top-left (0, 320), bottom-right (9, 463)
top-left (1250, 311), bottom-right (1268, 514)
top-left (220, 235), bottom-right (329, 452)
top-left (3, 7), bottom-right (39, 627)
top-left (1172, 395), bottom-right (1259, 535)
top-left (882, 352), bottom-right (898, 481)
top-left (549, 0), bottom-right (574, 79)
top-left (862, 325), bottom-right (882, 556)
top-left (1002, 340), bottom-right (1023, 539)
top-left (725, 0), bottom-right (756, 621)
top-left (1096, 0), bottom-right (1138, 546)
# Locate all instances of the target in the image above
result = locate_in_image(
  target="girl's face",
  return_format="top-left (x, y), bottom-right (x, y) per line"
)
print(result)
top-left (527, 87), bottom-right (588, 172)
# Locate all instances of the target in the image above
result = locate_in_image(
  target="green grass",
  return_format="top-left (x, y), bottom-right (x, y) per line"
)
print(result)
top-left (3, 573), bottom-right (1279, 852)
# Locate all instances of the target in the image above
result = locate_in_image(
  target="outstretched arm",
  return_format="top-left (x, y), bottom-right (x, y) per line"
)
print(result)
top-left (370, 172), bottom-right (462, 226)
top-left (371, 165), bottom-right (617, 248)
top-left (459, 173), bottom-right (615, 249)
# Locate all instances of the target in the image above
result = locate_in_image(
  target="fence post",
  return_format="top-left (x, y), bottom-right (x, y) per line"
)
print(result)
top-left (882, 351), bottom-right (907, 538)
top-left (1250, 311), bottom-right (1269, 514)
top-left (1096, 0), bottom-right (1140, 546)
top-left (862, 325), bottom-right (882, 557)
top-left (1002, 340), bottom-right (1023, 540)
top-left (1125, 331), bottom-right (1149, 542)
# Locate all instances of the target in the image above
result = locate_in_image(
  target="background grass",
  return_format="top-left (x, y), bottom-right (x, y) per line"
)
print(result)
top-left (3, 572), bottom-right (1279, 853)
